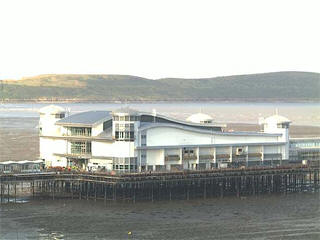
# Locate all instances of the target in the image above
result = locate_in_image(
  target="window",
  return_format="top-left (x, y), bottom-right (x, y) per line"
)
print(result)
top-left (114, 130), bottom-right (134, 141)
top-left (103, 120), bottom-right (112, 130)
top-left (55, 113), bottom-right (65, 119)
top-left (70, 141), bottom-right (91, 154)
top-left (69, 127), bottom-right (91, 136)
top-left (183, 148), bottom-right (195, 155)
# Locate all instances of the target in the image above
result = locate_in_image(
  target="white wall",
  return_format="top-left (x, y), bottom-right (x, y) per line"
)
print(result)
top-left (264, 146), bottom-right (279, 154)
top-left (165, 148), bottom-right (180, 155)
top-left (92, 141), bottom-right (135, 157)
top-left (40, 138), bottom-right (67, 167)
top-left (146, 149), bottom-right (164, 165)
top-left (215, 147), bottom-right (230, 154)
top-left (199, 147), bottom-right (214, 155)
top-left (146, 127), bottom-right (278, 147)
top-left (248, 146), bottom-right (261, 153)
top-left (92, 123), bottom-right (103, 136)
top-left (39, 115), bottom-right (62, 136)
top-left (40, 138), bottom-right (67, 157)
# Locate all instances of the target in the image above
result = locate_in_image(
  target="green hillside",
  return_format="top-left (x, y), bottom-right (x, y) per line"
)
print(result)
top-left (1, 72), bottom-right (319, 101)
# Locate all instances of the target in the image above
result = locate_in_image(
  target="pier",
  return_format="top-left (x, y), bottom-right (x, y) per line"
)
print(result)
top-left (0, 165), bottom-right (319, 204)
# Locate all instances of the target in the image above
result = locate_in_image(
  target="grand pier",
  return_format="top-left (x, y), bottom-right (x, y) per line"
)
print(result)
top-left (1, 164), bottom-right (319, 204)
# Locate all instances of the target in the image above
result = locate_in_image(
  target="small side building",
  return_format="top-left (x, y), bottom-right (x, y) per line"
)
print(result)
top-left (289, 138), bottom-right (320, 162)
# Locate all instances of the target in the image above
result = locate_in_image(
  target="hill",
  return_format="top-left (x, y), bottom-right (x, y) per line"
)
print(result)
top-left (0, 71), bottom-right (319, 102)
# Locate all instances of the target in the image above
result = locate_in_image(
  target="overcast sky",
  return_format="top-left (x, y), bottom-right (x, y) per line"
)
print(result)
top-left (0, 0), bottom-right (319, 80)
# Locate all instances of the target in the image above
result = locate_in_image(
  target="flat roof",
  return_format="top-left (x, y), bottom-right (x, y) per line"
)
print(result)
top-left (56, 111), bottom-right (111, 127)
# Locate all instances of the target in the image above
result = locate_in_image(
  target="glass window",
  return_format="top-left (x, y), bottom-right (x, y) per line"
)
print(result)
top-left (70, 141), bottom-right (91, 154)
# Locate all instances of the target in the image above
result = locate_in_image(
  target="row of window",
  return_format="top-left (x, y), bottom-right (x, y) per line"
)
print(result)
top-left (115, 131), bottom-right (135, 141)
top-left (113, 165), bottom-right (137, 170)
top-left (114, 123), bottom-right (134, 131)
top-left (290, 142), bottom-right (320, 148)
top-left (68, 127), bottom-right (92, 136)
top-left (113, 157), bottom-right (137, 164)
top-left (113, 116), bottom-right (140, 121)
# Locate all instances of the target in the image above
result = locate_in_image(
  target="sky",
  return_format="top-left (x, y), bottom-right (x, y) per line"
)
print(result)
top-left (0, 0), bottom-right (319, 80)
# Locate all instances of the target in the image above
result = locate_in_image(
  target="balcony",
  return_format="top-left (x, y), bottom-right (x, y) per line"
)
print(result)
top-left (232, 155), bottom-right (247, 162)
top-left (165, 155), bottom-right (180, 161)
top-left (199, 155), bottom-right (214, 160)
top-left (248, 153), bottom-right (262, 157)
top-left (216, 154), bottom-right (230, 159)
top-left (182, 154), bottom-right (197, 160)
top-left (54, 152), bottom-right (92, 159)
top-left (263, 153), bottom-right (282, 160)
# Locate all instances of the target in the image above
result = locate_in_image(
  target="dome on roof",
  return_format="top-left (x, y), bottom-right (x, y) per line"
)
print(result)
top-left (262, 115), bottom-right (291, 124)
top-left (39, 105), bottom-right (65, 114)
top-left (186, 113), bottom-right (213, 124)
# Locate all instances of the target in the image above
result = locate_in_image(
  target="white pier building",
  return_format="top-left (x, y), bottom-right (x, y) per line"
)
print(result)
top-left (39, 105), bottom-right (291, 172)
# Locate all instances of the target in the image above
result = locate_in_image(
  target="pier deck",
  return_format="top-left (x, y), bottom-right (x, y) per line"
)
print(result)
top-left (1, 165), bottom-right (319, 203)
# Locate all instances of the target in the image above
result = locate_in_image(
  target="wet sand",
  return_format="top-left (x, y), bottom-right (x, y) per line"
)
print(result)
top-left (0, 193), bottom-right (319, 239)
top-left (0, 118), bottom-right (39, 162)
top-left (0, 117), bottom-right (319, 162)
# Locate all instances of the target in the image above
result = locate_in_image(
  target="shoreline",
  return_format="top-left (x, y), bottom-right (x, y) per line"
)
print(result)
top-left (2, 99), bottom-right (320, 104)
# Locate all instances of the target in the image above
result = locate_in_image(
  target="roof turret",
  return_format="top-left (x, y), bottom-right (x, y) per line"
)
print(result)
top-left (186, 113), bottom-right (213, 124)
top-left (260, 114), bottom-right (291, 125)
top-left (39, 105), bottom-right (65, 115)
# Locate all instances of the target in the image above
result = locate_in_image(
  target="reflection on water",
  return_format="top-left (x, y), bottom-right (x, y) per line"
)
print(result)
top-left (0, 193), bottom-right (319, 240)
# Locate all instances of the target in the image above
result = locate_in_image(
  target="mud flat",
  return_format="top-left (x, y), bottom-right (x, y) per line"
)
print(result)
top-left (0, 193), bottom-right (319, 239)
top-left (0, 118), bottom-right (39, 162)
